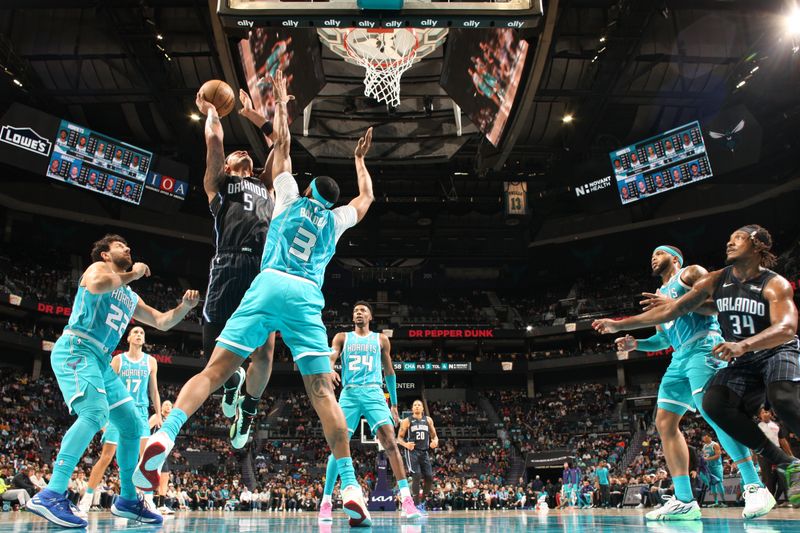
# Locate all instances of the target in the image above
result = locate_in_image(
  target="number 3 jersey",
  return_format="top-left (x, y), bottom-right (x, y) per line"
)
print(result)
top-left (657, 267), bottom-right (722, 358)
top-left (341, 331), bottom-right (383, 387)
top-left (261, 172), bottom-right (358, 287)
top-left (66, 282), bottom-right (139, 355)
top-left (713, 266), bottom-right (797, 359)
top-left (118, 352), bottom-right (151, 409)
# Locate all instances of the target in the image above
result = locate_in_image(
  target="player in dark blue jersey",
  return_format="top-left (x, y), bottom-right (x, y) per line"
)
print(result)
top-left (26, 235), bottom-right (198, 528)
top-left (593, 225), bottom-right (800, 506)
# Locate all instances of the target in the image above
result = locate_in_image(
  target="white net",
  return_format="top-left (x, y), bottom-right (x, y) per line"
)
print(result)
top-left (345, 28), bottom-right (418, 108)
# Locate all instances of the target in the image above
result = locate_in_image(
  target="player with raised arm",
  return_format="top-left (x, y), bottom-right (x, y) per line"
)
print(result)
top-left (79, 326), bottom-right (162, 513)
top-left (611, 245), bottom-right (771, 520)
top-left (398, 400), bottom-right (439, 514)
top-left (593, 225), bottom-right (800, 505)
top-left (26, 235), bottom-right (199, 528)
top-left (198, 86), bottom-right (278, 450)
top-left (318, 302), bottom-right (420, 523)
top-left (137, 70), bottom-right (377, 527)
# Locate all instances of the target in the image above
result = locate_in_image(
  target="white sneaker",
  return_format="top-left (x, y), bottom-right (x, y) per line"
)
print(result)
top-left (134, 431), bottom-right (175, 491)
top-left (742, 483), bottom-right (776, 519)
top-left (158, 505), bottom-right (175, 515)
top-left (144, 493), bottom-right (157, 510)
top-left (645, 496), bottom-right (701, 521)
top-left (78, 491), bottom-right (93, 514)
top-left (341, 485), bottom-right (372, 527)
top-left (637, 503), bottom-right (646, 509)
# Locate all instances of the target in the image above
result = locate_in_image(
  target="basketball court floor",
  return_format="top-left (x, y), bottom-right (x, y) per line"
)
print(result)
top-left (4, 509), bottom-right (800, 532)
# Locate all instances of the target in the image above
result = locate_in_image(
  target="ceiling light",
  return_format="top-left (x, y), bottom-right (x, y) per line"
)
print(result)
top-left (562, 114), bottom-right (574, 124)
top-left (189, 113), bottom-right (201, 121)
top-left (156, 34), bottom-right (164, 41)
top-left (526, 325), bottom-right (533, 332)
top-left (736, 80), bottom-right (746, 89)
top-left (599, 36), bottom-right (606, 43)
top-left (784, 7), bottom-right (800, 35)
top-left (591, 55), bottom-right (599, 63)
top-left (12, 79), bottom-right (22, 87)
top-left (750, 66), bottom-right (759, 73)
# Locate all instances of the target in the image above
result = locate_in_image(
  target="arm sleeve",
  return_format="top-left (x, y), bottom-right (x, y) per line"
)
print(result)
top-left (635, 329), bottom-right (671, 352)
top-left (272, 171), bottom-right (299, 219)
top-left (332, 205), bottom-right (358, 243)
top-left (385, 374), bottom-right (398, 406)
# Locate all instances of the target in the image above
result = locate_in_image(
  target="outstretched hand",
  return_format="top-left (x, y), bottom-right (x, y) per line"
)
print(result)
top-left (238, 88), bottom-right (255, 116)
top-left (354, 127), bottom-right (373, 158)
top-left (271, 70), bottom-right (295, 105)
top-left (592, 318), bottom-right (621, 335)
top-left (196, 91), bottom-right (216, 116)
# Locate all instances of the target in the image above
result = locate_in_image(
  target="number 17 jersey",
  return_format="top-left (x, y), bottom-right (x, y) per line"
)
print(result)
top-left (341, 331), bottom-right (383, 387)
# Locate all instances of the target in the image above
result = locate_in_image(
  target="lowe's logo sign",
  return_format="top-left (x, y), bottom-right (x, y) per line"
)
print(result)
top-left (0, 125), bottom-right (51, 156)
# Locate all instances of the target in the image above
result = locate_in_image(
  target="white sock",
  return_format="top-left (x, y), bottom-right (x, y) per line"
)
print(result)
top-left (400, 487), bottom-right (411, 499)
top-left (322, 495), bottom-right (332, 505)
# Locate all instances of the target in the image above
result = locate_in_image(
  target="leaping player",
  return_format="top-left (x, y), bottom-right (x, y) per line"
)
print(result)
top-left (79, 326), bottom-right (161, 513)
top-left (607, 245), bottom-right (773, 520)
top-left (593, 226), bottom-right (800, 510)
top-left (26, 235), bottom-right (199, 528)
top-left (136, 70), bottom-right (378, 527)
top-left (318, 301), bottom-right (420, 523)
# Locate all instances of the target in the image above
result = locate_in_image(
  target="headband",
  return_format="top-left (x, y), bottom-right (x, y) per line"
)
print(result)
top-left (737, 225), bottom-right (770, 247)
top-left (654, 245), bottom-right (683, 267)
top-left (310, 179), bottom-right (334, 208)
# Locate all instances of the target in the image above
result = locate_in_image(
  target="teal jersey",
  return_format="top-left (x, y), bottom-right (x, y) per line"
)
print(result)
top-left (657, 267), bottom-right (721, 357)
top-left (703, 441), bottom-right (722, 467)
top-left (66, 281), bottom-right (139, 355)
top-left (261, 173), bottom-right (358, 288)
top-left (596, 467), bottom-right (609, 485)
top-left (341, 331), bottom-right (383, 387)
top-left (118, 352), bottom-right (151, 409)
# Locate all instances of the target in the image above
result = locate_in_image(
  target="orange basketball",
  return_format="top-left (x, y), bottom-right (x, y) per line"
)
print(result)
top-left (199, 80), bottom-right (236, 117)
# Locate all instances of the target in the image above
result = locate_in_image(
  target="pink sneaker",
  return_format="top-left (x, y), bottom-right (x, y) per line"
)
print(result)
top-left (318, 500), bottom-right (333, 523)
top-left (401, 496), bottom-right (421, 519)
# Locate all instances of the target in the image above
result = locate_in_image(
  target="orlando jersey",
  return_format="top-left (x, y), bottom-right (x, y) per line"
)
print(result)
top-left (118, 352), bottom-right (151, 409)
top-left (407, 415), bottom-right (430, 451)
top-left (210, 175), bottom-right (273, 254)
top-left (261, 172), bottom-right (358, 287)
top-left (66, 282), bottom-right (139, 355)
top-left (657, 267), bottom-right (722, 357)
top-left (341, 331), bottom-right (382, 387)
top-left (713, 266), bottom-right (797, 358)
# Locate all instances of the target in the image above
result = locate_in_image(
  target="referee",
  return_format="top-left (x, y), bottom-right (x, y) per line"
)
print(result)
top-left (398, 399), bottom-right (439, 514)
top-left (197, 87), bottom-right (276, 449)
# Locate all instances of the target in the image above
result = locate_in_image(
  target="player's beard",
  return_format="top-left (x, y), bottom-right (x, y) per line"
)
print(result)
top-left (113, 254), bottom-right (133, 271)
top-left (651, 260), bottom-right (670, 278)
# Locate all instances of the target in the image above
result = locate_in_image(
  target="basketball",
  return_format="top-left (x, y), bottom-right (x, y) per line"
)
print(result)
top-left (199, 80), bottom-right (235, 117)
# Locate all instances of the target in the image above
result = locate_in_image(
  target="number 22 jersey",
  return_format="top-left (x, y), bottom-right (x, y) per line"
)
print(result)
top-left (66, 281), bottom-right (139, 355)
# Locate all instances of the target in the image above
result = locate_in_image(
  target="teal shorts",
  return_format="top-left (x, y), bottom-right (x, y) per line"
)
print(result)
top-left (50, 333), bottom-right (133, 416)
top-left (657, 335), bottom-right (726, 416)
top-left (340, 386), bottom-right (394, 437)
top-left (101, 405), bottom-right (150, 445)
top-left (216, 269), bottom-right (332, 375)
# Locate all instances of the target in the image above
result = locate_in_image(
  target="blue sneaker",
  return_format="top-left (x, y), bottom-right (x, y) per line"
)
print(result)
top-left (416, 502), bottom-right (428, 515)
top-left (26, 488), bottom-right (88, 528)
top-left (112, 496), bottom-right (163, 524)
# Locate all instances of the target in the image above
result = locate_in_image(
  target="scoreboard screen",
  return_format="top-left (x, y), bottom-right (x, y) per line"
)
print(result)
top-left (47, 120), bottom-right (151, 205)
top-left (610, 121), bottom-right (713, 205)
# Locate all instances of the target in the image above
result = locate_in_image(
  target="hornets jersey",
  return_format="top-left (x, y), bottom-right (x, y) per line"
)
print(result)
top-left (703, 441), bottom-right (721, 467)
top-left (65, 282), bottom-right (139, 355)
top-left (341, 331), bottom-right (383, 387)
top-left (657, 267), bottom-right (722, 356)
top-left (118, 352), bottom-right (151, 409)
top-left (261, 172), bottom-right (357, 287)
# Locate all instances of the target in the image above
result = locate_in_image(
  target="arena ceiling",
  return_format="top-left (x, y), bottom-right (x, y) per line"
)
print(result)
top-left (0, 0), bottom-right (798, 259)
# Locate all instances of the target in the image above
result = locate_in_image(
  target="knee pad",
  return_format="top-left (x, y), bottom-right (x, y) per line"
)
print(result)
top-left (73, 388), bottom-right (110, 432)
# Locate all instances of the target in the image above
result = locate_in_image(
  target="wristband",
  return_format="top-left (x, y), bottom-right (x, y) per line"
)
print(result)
top-left (260, 121), bottom-right (274, 136)
top-left (385, 374), bottom-right (398, 406)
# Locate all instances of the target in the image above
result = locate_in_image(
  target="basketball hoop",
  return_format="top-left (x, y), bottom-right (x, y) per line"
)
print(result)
top-left (319, 28), bottom-right (447, 108)
top-left (344, 28), bottom-right (418, 107)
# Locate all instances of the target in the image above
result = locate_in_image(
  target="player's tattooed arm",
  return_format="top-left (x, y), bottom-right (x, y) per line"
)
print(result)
top-left (715, 275), bottom-right (799, 359)
top-left (640, 264), bottom-right (718, 316)
top-left (350, 127), bottom-right (374, 222)
top-left (133, 290), bottom-right (200, 331)
top-left (594, 270), bottom-right (722, 334)
top-left (329, 333), bottom-right (345, 387)
top-left (271, 70), bottom-right (294, 178)
top-left (198, 92), bottom-right (226, 203)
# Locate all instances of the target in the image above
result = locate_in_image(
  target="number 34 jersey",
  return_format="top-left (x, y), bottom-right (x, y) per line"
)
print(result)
top-left (261, 172), bottom-right (357, 288)
top-left (341, 331), bottom-right (383, 387)
top-left (713, 266), bottom-right (797, 357)
top-left (66, 282), bottom-right (139, 356)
